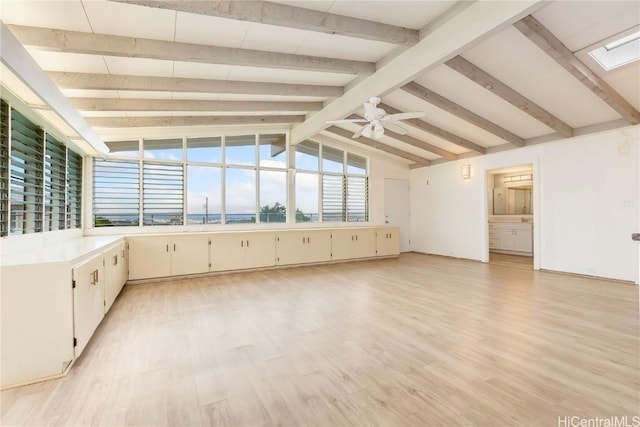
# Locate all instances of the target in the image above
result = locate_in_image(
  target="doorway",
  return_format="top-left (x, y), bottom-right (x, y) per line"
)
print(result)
top-left (487, 165), bottom-right (534, 268)
top-left (384, 178), bottom-right (410, 252)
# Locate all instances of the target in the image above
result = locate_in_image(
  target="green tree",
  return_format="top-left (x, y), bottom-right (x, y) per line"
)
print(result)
top-left (94, 216), bottom-right (113, 227)
top-left (295, 208), bottom-right (311, 222)
top-left (260, 202), bottom-right (286, 223)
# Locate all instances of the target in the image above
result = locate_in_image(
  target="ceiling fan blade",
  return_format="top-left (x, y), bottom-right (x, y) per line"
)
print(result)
top-left (359, 123), bottom-right (373, 138)
top-left (326, 119), bottom-right (367, 124)
top-left (382, 121), bottom-right (409, 135)
top-left (373, 122), bottom-right (385, 138)
top-left (353, 123), bottom-right (370, 138)
top-left (383, 111), bottom-right (426, 121)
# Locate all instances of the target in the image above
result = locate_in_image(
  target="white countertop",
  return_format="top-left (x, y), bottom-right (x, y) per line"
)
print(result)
top-left (1, 235), bottom-right (125, 267)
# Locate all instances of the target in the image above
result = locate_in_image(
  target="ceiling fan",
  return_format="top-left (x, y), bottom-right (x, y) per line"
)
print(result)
top-left (327, 96), bottom-right (426, 139)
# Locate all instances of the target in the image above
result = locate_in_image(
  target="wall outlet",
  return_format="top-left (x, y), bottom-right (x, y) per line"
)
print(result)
top-left (622, 198), bottom-right (633, 208)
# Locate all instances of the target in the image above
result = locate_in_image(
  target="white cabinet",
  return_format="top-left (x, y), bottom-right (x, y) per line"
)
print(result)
top-left (72, 253), bottom-right (105, 357)
top-left (376, 228), bottom-right (400, 257)
top-left (275, 230), bottom-right (332, 266)
top-left (104, 242), bottom-right (127, 313)
top-left (210, 232), bottom-right (275, 271)
top-left (489, 223), bottom-right (532, 255)
top-left (1, 263), bottom-right (74, 388)
top-left (128, 235), bottom-right (210, 280)
top-left (331, 228), bottom-right (377, 261)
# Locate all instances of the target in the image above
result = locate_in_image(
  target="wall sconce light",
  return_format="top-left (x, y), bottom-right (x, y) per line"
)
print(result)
top-left (461, 163), bottom-right (471, 180)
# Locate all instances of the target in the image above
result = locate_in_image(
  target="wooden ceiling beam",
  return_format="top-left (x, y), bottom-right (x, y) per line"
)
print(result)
top-left (325, 126), bottom-right (432, 165)
top-left (70, 98), bottom-right (322, 112)
top-left (9, 25), bottom-right (374, 76)
top-left (401, 81), bottom-right (525, 147)
top-left (48, 72), bottom-right (343, 97)
top-left (378, 103), bottom-right (486, 154)
top-left (87, 115), bottom-right (304, 128)
top-left (0, 22), bottom-right (107, 153)
top-left (110, 0), bottom-right (419, 46)
top-left (514, 15), bottom-right (640, 124)
top-left (445, 55), bottom-right (574, 138)
top-left (291, 1), bottom-right (543, 144)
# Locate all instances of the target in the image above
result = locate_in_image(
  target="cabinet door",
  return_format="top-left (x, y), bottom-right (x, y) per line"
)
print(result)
top-left (210, 233), bottom-right (246, 271)
top-left (498, 228), bottom-right (516, 251)
top-left (514, 228), bottom-right (533, 253)
top-left (488, 225), bottom-right (500, 250)
top-left (104, 242), bottom-right (127, 313)
top-left (73, 253), bottom-right (105, 357)
top-left (353, 229), bottom-right (377, 258)
top-left (171, 234), bottom-right (210, 276)
top-left (376, 228), bottom-right (400, 257)
top-left (306, 230), bottom-right (332, 263)
top-left (245, 232), bottom-right (276, 269)
top-left (331, 229), bottom-right (355, 261)
top-left (128, 236), bottom-right (171, 280)
top-left (276, 231), bottom-right (307, 266)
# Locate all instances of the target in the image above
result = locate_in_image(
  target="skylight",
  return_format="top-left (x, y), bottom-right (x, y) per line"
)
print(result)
top-left (589, 31), bottom-right (640, 71)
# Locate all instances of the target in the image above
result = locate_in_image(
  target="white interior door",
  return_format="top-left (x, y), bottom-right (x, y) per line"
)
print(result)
top-left (384, 179), bottom-right (410, 252)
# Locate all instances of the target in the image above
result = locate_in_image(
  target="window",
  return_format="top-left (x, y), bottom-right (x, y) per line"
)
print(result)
top-left (225, 167), bottom-right (256, 223)
top-left (187, 165), bottom-right (221, 224)
top-left (10, 108), bottom-right (44, 235)
top-left (144, 138), bottom-right (183, 160)
top-left (187, 136), bottom-right (221, 164)
top-left (589, 30), bottom-right (640, 70)
top-left (322, 174), bottom-right (345, 222)
top-left (0, 100), bottom-right (83, 235)
top-left (226, 135), bottom-right (256, 166)
top-left (92, 133), bottom-right (370, 227)
top-left (93, 159), bottom-right (139, 227)
top-left (295, 172), bottom-right (318, 223)
top-left (143, 162), bottom-right (184, 225)
top-left (44, 133), bottom-right (66, 231)
top-left (347, 176), bottom-right (368, 222)
top-left (295, 140), bottom-right (368, 223)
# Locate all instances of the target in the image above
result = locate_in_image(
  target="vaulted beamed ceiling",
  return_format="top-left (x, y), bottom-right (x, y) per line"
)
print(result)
top-left (1, 0), bottom-right (638, 167)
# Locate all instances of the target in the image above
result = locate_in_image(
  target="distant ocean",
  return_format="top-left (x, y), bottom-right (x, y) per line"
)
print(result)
top-left (94, 213), bottom-right (299, 226)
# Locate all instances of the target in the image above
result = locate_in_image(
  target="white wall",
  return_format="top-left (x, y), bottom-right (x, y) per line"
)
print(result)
top-left (410, 125), bottom-right (640, 284)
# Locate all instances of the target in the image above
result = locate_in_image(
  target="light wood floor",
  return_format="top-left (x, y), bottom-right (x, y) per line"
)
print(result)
top-left (2, 253), bottom-right (639, 426)
top-left (489, 252), bottom-right (533, 269)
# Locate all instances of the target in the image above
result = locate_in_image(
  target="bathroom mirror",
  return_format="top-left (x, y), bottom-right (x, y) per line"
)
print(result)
top-left (493, 187), bottom-right (532, 214)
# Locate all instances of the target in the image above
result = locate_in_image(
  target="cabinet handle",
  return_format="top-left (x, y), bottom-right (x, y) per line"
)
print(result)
top-left (302, 236), bottom-right (305, 244)
top-left (174, 243), bottom-right (176, 251)
top-left (166, 244), bottom-right (169, 252)
top-left (113, 254), bottom-right (118, 266)
top-left (246, 240), bottom-right (249, 247)
top-left (308, 237), bottom-right (310, 244)
top-left (351, 235), bottom-right (354, 241)
top-left (121, 249), bottom-right (125, 258)
top-left (355, 235), bottom-right (358, 241)
top-left (241, 240), bottom-right (244, 247)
